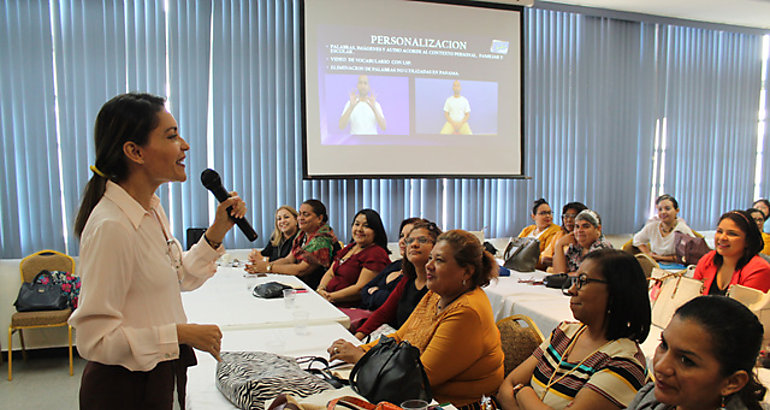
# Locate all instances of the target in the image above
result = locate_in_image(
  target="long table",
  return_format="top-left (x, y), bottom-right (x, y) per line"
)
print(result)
top-left (181, 268), bottom-right (350, 330)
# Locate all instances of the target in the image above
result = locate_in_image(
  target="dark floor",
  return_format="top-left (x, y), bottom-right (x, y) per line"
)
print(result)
top-left (1, 348), bottom-right (85, 409)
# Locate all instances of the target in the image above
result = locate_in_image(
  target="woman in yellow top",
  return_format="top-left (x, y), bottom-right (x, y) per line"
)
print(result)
top-left (518, 199), bottom-right (561, 265)
top-left (748, 207), bottom-right (770, 255)
top-left (329, 230), bottom-right (504, 408)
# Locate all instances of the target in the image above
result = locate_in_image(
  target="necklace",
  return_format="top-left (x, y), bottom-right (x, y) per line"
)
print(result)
top-left (540, 325), bottom-right (611, 401)
top-left (659, 220), bottom-right (677, 235)
top-left (338, 244), bottom-right (365, 264)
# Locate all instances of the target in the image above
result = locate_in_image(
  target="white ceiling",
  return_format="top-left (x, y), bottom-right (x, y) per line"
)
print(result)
top-left (544, 0), bottom-right (770, 30)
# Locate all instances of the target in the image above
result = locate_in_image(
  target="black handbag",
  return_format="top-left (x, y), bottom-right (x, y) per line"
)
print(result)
top-left (349, 336), bottom-right (432, 405)
top-left (14, 270), bottom-right (68, 312)
top-left (252, 281), bottom-right (293, 299)
top-left (503, 237), bottom-right (540, 272)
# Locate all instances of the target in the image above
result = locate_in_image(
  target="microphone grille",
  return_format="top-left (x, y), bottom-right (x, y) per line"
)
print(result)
top-left (200, 168), bottom-right (221, 189)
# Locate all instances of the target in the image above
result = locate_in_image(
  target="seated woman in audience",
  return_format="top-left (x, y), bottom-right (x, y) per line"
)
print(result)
top-left (541, 202), bottom-right (588, 268)
top-left (628, 295), bottom-right (766, 410)
top-left (518, 198), bottom-right (561, 255)
top-left (316, 209), bottom-right (390, 306)
top-left (359, 217), bottom-right (423, 311)
top-left (552, 209), bottom-right (612, 274)
top-left (329, 230), bottom-right (504, 407)
top-left (747, 207), bottom-right (770, 255)
top-left (355, 220), bottom-right (441, 339)
top-left (246, 199), bottom-right (337, 290)
top-left (694, 210), bottom-right (770, 295)
top-left (633, 194), bottom-right (695, 263)
top-left (752, 199), bottom-right (770, 230)
top-left (250, 205), bottom-right (298, 262)
top-left (497, 249), bottom-right (650, 410)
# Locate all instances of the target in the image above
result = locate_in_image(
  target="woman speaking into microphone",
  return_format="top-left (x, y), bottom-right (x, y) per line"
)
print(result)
top-left (69, 92), bottom-right (247, 409)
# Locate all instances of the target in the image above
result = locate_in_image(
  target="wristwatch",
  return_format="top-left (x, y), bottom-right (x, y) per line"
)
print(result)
top-left (266, 263), bottom-right (272, 272)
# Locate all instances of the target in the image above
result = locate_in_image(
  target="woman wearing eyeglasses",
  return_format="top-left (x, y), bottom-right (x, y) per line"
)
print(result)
top-left (69, 93), bottom-right (247, 409)
top-left (552, 209), bottom-right (613, 274)
top-left (518, 198), bottom-right (562, 256)
top-left (541, 202), bottom-right (588, 269)
top-left (693, 210), bottom-right (770, 295)
top-left (747, 208), bottom-right (770, 255)
top-left (633, 194), bottom-right (695, 263)
top-left (354, 220), bottom-right (440, 339)
top-left (497, 249), bottom-right (651, 410)
top-left (329, 230), bottom-right (504, 407)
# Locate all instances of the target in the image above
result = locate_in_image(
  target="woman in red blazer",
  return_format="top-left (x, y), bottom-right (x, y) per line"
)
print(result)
top-left (694, 210), bottom-right (770, 295)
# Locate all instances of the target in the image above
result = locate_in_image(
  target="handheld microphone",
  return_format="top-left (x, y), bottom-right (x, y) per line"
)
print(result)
top-left (200, 169), bottom-right (258, 242)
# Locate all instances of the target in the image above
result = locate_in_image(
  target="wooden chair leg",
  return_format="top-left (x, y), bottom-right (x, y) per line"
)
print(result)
top-left (8, 327), bottom-right (12, 381)
top-left (68, 325), bottom-right (73, 376)
top-left (19, 329), bottom-right (27, 361)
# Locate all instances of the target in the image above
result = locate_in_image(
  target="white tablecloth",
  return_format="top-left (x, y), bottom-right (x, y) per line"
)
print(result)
top-left (187, 323), bottom-right (360, 409)
top-left (182, 268), bottom-right (350, 330)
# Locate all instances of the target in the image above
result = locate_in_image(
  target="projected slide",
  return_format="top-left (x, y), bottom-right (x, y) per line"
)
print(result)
top-left (304, 0), bottom-right (523, 177)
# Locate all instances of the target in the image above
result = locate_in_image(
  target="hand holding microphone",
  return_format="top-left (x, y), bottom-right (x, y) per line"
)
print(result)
top-left (201, 169), bottom-right (258, 242)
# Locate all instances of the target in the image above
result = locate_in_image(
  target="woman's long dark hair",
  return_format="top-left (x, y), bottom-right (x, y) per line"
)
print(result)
top-left (713, 210), bottom-right (763, 270)
top-left (583, 249), bottom-right (650, 343)
top-left (74, 93), bottom-right (165, 238)
top-left (351, 209), bottom-right (389, 251)
top-left (675, 296), bottom-right (766, 410)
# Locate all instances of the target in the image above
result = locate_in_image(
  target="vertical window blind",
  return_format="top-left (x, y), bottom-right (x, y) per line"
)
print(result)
top-left (0, 0), bottom-right (763, 258)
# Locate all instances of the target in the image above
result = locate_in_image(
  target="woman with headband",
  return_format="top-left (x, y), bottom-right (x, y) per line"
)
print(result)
top-left (552, 209), bottom-right (613, 274)
top-left (694, 210), bottom-right (770, 295)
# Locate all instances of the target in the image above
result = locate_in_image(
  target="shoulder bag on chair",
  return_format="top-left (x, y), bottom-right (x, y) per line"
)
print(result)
top-left (503, 237), bottom-right (540, 272)
top-left (674, 232), bottom-right (711, 266)
top-left (349, 336), bottom-right (432, 405)
top-left (651, 272), bottom-right (703, 328)
top-left (13, 270), bottom-right (68, 312)
top-left (726, 284), bottom-right (770, 346)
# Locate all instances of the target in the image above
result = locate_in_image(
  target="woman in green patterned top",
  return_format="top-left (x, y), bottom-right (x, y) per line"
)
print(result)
top-left (247, 199), bottom-right (337, 289)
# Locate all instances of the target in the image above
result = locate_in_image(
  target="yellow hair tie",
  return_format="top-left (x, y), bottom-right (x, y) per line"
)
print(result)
top-left (89, 165), bottom-right (106, 178)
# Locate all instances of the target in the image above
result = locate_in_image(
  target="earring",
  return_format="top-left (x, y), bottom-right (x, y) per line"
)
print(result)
top-left (462, 279), bottom-right (467, 286)
top-left (719, 395), bottom-right (726, 410)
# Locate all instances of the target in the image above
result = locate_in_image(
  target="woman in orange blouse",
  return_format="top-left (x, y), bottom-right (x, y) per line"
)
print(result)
top-left (328, 230), bottom-right (504, 407)
top-left (518, 199), bottom-right (561, 269)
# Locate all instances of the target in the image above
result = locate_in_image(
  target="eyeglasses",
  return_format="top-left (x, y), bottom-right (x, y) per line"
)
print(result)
top-left (404, 236), bottom-right (434, 246)
top-left (562, 213), bottom-right (578, 220)
top-left (561, 273), bottom-right (608, 296)
top-left (753, 217), bottom-right (765, 224)
top-left (537, 211), bottom-right (553, 216)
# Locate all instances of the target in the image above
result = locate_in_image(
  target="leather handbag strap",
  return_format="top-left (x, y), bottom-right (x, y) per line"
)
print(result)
top-left (327, 397), bottom-right (401, 410)
top-left (328, 396), bottom-right (377, 410)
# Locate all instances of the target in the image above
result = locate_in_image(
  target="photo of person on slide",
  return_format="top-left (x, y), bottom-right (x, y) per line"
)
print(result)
top-left (338, 74), bottom-right (387, 135)
top-left (440, 80), bottom-right (472, 135)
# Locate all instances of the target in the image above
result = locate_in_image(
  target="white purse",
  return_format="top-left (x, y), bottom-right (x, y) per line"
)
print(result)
top-left (726, 284), bottom-right (770, 345)
top-left (650, 271), bottom-right (703, 328)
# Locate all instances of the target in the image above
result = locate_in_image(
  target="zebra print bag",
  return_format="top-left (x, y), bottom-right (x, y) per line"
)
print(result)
top-left (216, 351), bottom-right (335, 410)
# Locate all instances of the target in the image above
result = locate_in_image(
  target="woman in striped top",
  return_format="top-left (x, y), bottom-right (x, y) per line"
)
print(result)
top-left (496, 249), bottom-right (651, 410)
